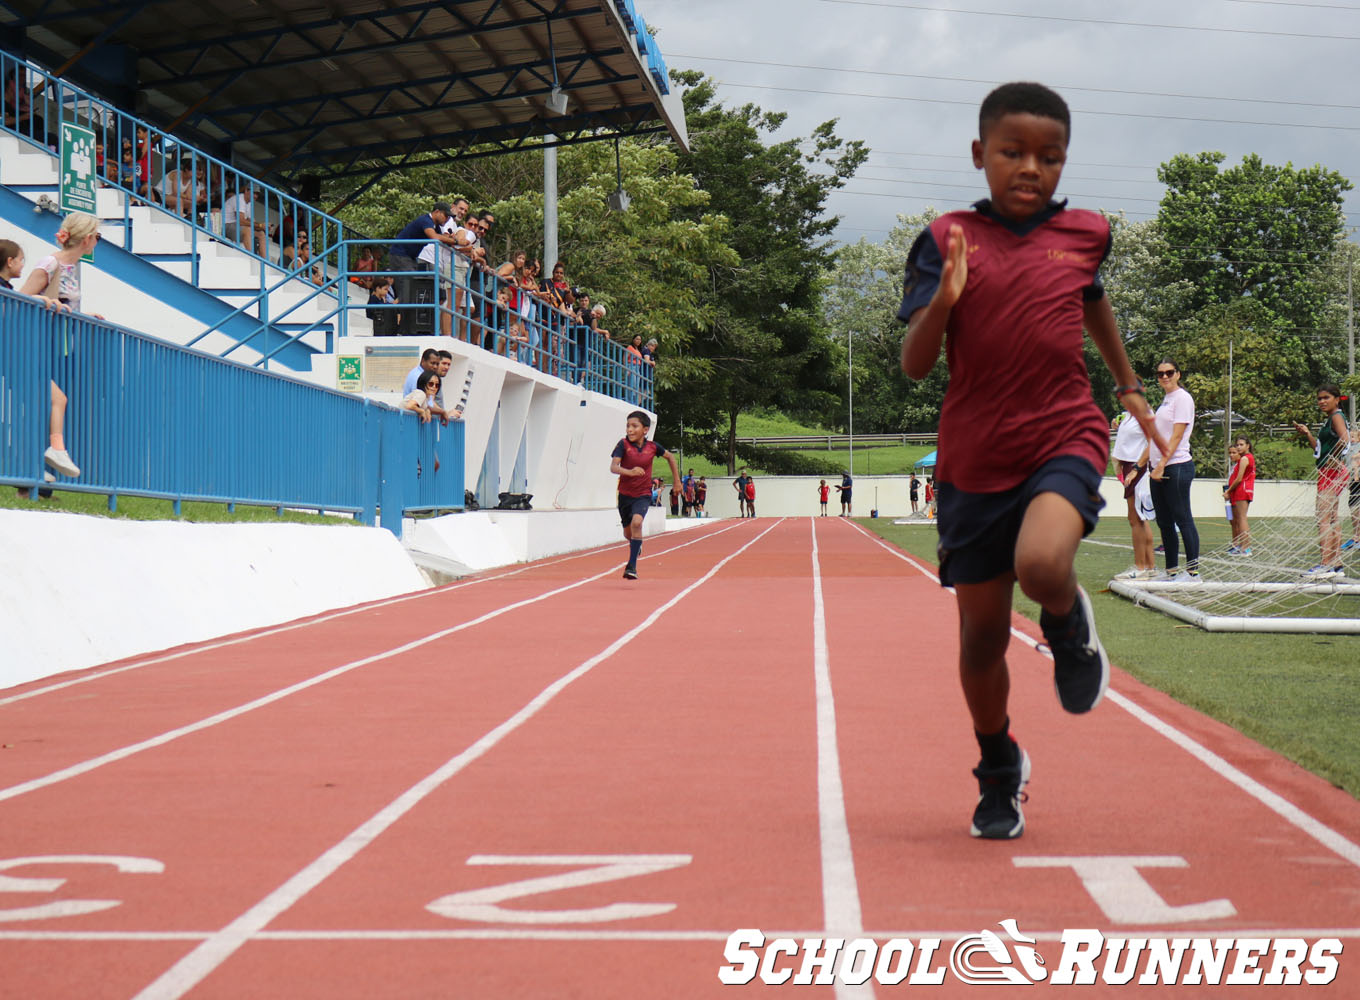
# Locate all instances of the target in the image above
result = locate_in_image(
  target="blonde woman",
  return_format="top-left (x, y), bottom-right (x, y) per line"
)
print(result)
top-left (18, 211), bottom-right (103, 479)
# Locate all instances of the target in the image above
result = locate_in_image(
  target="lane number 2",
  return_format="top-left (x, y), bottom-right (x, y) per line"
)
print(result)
top-left (428, 854), bottom-right (692, 924)
top-left (0, 855), bottom-right (164, 922)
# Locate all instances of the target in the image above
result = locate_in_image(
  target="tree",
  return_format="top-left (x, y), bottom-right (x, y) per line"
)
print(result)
top-left (1155, 152), bottom-right (1351, 386)
top-left (669, 71), bottom-right (868, 472)
top-left (1159, 298), bottom-right (1306, 476)
top-left (824, 211), bottom-right (948, 433)
top-left (326, 139), bottom-right (738, 386)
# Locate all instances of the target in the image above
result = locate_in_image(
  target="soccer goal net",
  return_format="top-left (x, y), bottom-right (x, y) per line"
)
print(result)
top-left (1109, 479), bottom-right (1360, 634)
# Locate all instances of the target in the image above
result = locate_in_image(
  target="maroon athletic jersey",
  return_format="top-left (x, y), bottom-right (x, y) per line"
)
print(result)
top-left (612, 437), bottom-right (668, 498)
top-left (900, 201), bottom-right (1112, 492)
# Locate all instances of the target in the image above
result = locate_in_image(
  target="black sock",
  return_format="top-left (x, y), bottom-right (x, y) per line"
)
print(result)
top-left (1039, 597), bottom-right (1079, 639)
top-left (627, 538), bottom-right (642, 568)
top-left (975, 719), bottom-right (1016, 768)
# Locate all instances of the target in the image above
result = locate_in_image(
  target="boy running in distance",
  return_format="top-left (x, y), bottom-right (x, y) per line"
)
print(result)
top-left (610, 410), bottom-right (680, 580)
top-left (898, 82), bottom-right (1166, 840)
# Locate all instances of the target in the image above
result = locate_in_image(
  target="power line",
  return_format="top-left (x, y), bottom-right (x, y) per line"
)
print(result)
top-left (816, 0), bottom-right (1360, 43)
top-left (717, 81), bottom-right (1360, 135)
top-left (672, 53), bottom-right (1360, 113)
top-left (841, 179), bottom-right (1360, 218)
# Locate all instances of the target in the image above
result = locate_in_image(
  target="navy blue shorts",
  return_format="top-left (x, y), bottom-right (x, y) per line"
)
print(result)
top-left (935, 455), bottom-right (1105, 588)
top-left (618, 493), bottom-right (651, 527)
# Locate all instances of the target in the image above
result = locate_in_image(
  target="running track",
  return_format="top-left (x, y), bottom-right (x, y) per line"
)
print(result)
top-left (1, 517), bottom-right (1359, 997)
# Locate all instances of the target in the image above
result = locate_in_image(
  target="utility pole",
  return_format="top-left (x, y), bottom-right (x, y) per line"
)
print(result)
top-left (544, 139), bottom-right (558, 277)
top-left (848, 330), bottom-right (854, 478)
top-left (1349, 257), bottom-right (1355, 427)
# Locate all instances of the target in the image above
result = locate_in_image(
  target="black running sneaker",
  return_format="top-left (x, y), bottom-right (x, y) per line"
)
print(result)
top-left (970, 745), bottom-right (1030, 840)
top-left (623, 566), bottom-right (638, 580)
top-left (1041, 585), bottom-right (1109, 714)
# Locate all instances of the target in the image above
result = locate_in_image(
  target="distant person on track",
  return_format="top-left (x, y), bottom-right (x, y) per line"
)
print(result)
top-left (835, 470), bottom-right (853, 516)
top-left (1224, 435), bottom-right (1255, 556)
top-left (610, 410), bottom-right (680, 580)
top-left (696, 476), bottom-right (707, 516)
top-left (909, 474), bottom-right (920, 514)
top-left (818, 479), bottom-right (830, 515)
top-left (733, 469), bottom-right (751, 518)
top-left (897, 82), bottom-right (1166, 840)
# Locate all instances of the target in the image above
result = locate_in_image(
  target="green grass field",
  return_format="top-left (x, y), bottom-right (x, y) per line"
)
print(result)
top-left (0, 487), bottom-right (359, 526)
top-left (680, 409), bottom-right (1315, 479)
top-left (860, 515), bottom-right (1360, 800)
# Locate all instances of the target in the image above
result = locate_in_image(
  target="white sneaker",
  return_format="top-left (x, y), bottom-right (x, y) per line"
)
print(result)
top-left (43, 447), bottom-right (80, 477)
top-left (1115, 567), bottom-right (1141, 580)
top-left (1303, 565), bottom-right (1342, 581)
top-left (1134, 568), bottom-right (1159, 581)
top-left (43, 471), bottom-right (55, 483)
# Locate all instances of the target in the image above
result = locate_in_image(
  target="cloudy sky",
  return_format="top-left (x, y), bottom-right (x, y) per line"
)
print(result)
top-left (641, 0), bottom-right (1360, 246)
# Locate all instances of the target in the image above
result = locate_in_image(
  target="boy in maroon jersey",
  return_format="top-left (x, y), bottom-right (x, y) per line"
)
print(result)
top-left (610, 410), bottom-right (680, 580)
top-left (898, 82), bottom-right (1166, 840)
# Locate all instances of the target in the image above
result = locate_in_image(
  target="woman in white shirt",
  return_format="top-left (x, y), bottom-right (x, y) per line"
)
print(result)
top-left (17, 211), bottom-right (102, 480)
top-left (1147, 359), bottom-right (1199, 577)
top-left (402, 370), bottom-right (440, 424)
top-left (1111, 409), bottom-right (1155, 579)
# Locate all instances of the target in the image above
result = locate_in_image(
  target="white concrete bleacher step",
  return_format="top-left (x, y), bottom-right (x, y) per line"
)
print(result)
top-left (2, 131), bottom-right (352, 348)
top-left (0, 132), bottom-right (59, 185)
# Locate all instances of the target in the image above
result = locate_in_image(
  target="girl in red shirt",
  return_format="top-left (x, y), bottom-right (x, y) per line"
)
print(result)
top-left (1223, 436), bottom-right (1256, 556)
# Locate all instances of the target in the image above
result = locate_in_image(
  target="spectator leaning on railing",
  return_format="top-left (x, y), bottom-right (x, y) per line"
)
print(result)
top-left (3, 235), bottom-right (64, 500)
top-left (15, 212), bottom-right (105, 483)
top-left (389, 202), bottom-right (451, 330)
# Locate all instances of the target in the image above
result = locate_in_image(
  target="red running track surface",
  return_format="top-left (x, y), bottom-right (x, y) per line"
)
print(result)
top-left (1, 517), bottom-right (1358, 998)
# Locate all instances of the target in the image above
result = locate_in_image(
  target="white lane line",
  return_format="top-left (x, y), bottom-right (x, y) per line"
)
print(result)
top-left (810, 519), bottom-right (875, 1000)
top-left (0, 520), bottom-right (739, 709)
top-left (846, 520), bottom-right (1360, 872)
top-left (0, 520), bottom-right (753, 804)
top-left (8, 925), bottom-right (1360, 943)
top-left (810, 518), bottom-right (866, 934)
top-left (130, 519), bottom-right (786, 1000)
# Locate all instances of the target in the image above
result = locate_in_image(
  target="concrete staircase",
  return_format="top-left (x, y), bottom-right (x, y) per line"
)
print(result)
top-left (0, 131), bottom-right (370, 378)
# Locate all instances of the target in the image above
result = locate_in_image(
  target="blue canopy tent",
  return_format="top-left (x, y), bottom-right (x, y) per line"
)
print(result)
top-left (915, 449), bottom-right (937, 469)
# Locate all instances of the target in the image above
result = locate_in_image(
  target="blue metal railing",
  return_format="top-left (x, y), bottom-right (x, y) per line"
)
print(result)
top-left (1, 50), bottom-right (346, 339)
top-left (0, 288), bottom-right (462, 533)
top-left (335, 240), bottom-right (655, 410)
top-left (2, 51), bottom-right (652, 409)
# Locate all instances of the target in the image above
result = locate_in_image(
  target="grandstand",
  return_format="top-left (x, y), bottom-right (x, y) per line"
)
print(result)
top-left (1, 1), bottom-right (683, 553)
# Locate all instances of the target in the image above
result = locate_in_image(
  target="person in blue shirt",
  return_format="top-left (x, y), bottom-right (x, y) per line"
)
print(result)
top-left (389, 203), bottom-right (457, 332)
top-left (835, 471), bottom-right (853, 516)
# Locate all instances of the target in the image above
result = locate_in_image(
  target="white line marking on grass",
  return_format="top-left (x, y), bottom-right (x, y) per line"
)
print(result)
top-left (129, 520), bottom-right (786, 1000)
top-left (845, 520), bottom-right (1360, 873)
top-left (810, 519), bottom-right (874, 1000)
top-left (0, 522), bottom-right (752, 805)
top-left (0, 523), bottom-right (739, 709)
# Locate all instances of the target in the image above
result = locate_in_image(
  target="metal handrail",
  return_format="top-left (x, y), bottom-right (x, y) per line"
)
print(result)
top-left (1, 50), bottom-right (347, 312)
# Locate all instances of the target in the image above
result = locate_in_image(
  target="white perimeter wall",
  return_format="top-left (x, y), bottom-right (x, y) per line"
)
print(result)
top-left (693, 475), bottom-right (1328, 520)
top-left (0, 509), bottom-right (427, 690)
